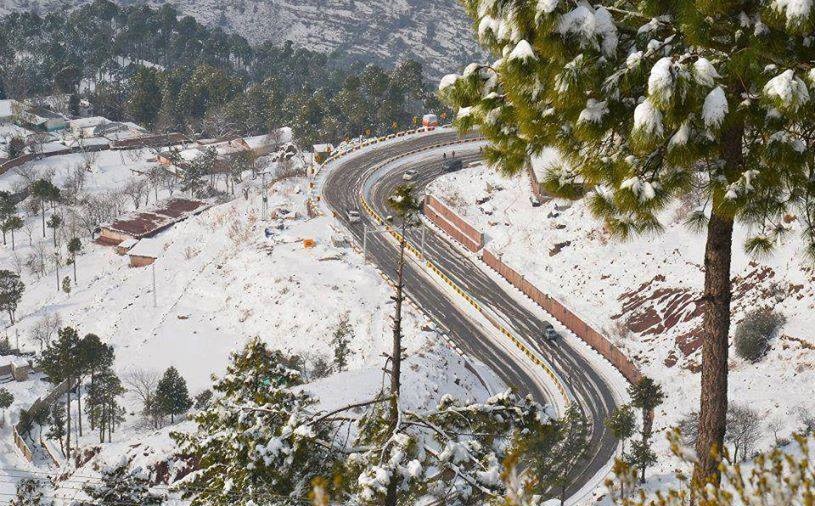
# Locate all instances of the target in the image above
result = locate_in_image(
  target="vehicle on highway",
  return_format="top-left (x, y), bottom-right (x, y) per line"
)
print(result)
top-left (442, 159), bottom-right (463, 173)
top-left (544, 327), bottom-right (560, 342)
top-left (346, 210), bottom-right (361, 223)
top-left (402, 169), bottom-right (418, 181)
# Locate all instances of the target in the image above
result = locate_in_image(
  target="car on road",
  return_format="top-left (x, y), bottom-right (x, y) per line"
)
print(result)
top-left (543, 327), bottom-right (560, 342)
top-left (442, 159), bottom-right (463, 173)
top-left (402, 169), bottom-right (418, 181)
top-left (346, 210), bottom-right (361, 223)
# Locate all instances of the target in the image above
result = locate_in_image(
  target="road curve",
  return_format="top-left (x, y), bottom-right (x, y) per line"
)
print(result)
top-left (321, 130), bottom-right (618, 499)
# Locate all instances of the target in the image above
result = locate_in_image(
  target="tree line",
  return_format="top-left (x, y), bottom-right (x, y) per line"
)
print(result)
top-left (0, 0), bottom-right (447, 146)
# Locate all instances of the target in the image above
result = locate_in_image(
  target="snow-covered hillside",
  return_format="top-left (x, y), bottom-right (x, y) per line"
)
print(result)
top-left (429, 161), bottom-right (815, 468)
top-left (0, 144), bottom-right (501, 497)
top-left (0, 0), bottom-right (484, 77)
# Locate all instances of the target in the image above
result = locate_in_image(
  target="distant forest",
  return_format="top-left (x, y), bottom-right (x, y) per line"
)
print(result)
top-left (0, 0), bottom-right (447, 145)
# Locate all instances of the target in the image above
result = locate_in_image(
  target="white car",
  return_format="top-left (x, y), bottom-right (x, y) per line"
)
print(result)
top-left (346, 210), bottom-right (362, 223)
top-left (402, 169), bottom-right (418, 181)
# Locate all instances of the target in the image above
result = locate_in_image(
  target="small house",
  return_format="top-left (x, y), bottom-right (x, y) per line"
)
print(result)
top-left (68, 116), bottom-right (110, 137)
top-left (99, 198), bottom-right (210, 244)
top-left (127, 238), bottom-right (162, 267)
top-left (17, 106), bottom-right (67, 132)
top-left (115, 238), bottom-right (138, 255)
top-left (422, 114), bottom-right (439, 127)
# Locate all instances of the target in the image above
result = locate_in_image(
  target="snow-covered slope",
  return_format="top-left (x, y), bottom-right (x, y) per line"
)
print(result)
top-left (0, 0), bottom-right (484, 77)
top-left (429, 161), bottom-right (815, 469)
top-left (0, 144), bottom-right (501, 494)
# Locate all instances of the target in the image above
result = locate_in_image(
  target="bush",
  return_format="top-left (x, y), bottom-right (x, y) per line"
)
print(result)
top-left (734, 308), bottom-right (786, 362)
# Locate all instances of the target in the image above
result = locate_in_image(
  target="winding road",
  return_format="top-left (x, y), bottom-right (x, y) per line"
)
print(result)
top-left (321, 130), bottom-right (619, 500)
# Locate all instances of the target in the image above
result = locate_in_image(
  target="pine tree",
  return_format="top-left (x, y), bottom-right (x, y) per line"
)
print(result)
top-left (4, 215), bottom-right (23, 250)
top-left (0, 387), bottom-right (13, 415)
top-left (523, 403), bottom-right (589, 504)
top-left (61, 276), bottom-right (71, 294)
top-left (10, 478), bottom-right (50, 506)
top-left (67, 237), bottom-right (82, 283)
top-left (443, 0), bottom-right (815, 487)
top-left (382, 183), bottom-right (422, 506)
top-left (47, 403), bottom-right (66, 456)
top-left (39, 326), bottom-right (81, 458)
top-left (85, 368), bottom-right (125, 443)
top-left (605, 403), bottom-right (637, 455)
top-left (83, 458), bottom-right (164, 505)
top-left (628, 377), bottom-right (665, 482)
top-left (0, 269), bottom-right (24, 324)
top-left (155, 366), bottom-right (192, 423)
top-left (46, 214), bottom-right (62, 247)
top-left (172, 337), bottom-right (336, 505)
top-left (331, 312), bottom-right (353, 372)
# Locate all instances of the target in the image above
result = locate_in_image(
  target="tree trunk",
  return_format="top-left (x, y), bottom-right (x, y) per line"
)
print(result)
top-left (65, 390), bottom-right (71, 460)
top-left (73, 255), bottom-right (77, 284)
top-left (77, 384), bottom-right (83, 437)
top-left (41, 205), bottom-right (46, 238)
top-left (693, 118), bottom-right (740, 487)
top-left (10, 229), bottom-right (14, 250)
top-left (692, 211), bottom-right (734, 486)
top-left (385, 226), bottom-right (407, 506)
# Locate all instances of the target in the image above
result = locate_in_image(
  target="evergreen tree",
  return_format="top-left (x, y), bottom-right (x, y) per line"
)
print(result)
top-left (524, 403), bottom-right (589, 504)
top-left (85, 368), bottom-right (125, 443)
top-left (67, 237), bottom-right (82, 283)
top-left (30, 180), bottom-right (59, 238)
top-left (443, 0), bottom-right (815, 486)
top-left (605, 403), bottom-right (637, 455)
top-left (4, 215), bottom-right (23, 250)
top-left (0, 387), bottom-right (13, 415)
top-left (0, 269), bottom-right (24, 324)
top-left (61, 276), bottom-right (71, 294)
top-left (344, 388), bottom-right (551, 505)
top-left (628, 377), bottom-right (665, 482)
top-left (46, 214), bottom-right (61, 247)
top-left (39, 326), bottom-right (81, 458)
top-left (155, 366), bottom-right (192, 423)
top-left (47, 403), bottom-right (66, 456)
top-left (172, 337), bottom-right (335, 505)
top-left (0, 190), bottom-right (15, 245)
top-left (10, 478), bottom-right (50, 506)
top-left (83, 458), bottom-right (164, 505)
top-left (331, 312), bottom-right (353, 372)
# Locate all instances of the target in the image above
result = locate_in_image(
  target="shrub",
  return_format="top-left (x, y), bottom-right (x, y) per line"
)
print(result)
top-left (734, 308), bottom-right (786, 362)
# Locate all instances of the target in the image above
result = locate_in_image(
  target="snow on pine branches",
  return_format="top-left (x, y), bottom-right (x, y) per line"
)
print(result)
top-left (172, 337), bottom-right (556, 505)
top-left (443, 0), bottom-right (815, 257)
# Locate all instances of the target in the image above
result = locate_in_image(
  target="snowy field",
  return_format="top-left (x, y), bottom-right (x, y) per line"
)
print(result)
top-left (429, 160), bottom-right (815, 473)
top-left (0, 147), bottom-right (501, 498)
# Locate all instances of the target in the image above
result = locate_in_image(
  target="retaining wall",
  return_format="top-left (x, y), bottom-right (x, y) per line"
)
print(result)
top-left (421, 187), bottom-right (642, 385)
top-left (481, 250), bottom-right (642, 384)
top-left (423, 195), bottom-right (483, 252)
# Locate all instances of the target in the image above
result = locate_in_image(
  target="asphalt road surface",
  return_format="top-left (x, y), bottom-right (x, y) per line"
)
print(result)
top-left (321, 130), bottom-right (618, 499)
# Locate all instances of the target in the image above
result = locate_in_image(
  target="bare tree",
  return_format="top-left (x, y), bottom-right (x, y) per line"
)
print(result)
top-left (124, 369), bottom-right (162, 428)
top-left (26, 132), bottom-right (50, 156)
top-left (30, 313), bottom-right (63, 351)
top-left (122, 178), bottom-right (148, 210)
top-left (726, 404), bottom-right (761, 462)
top-left (61, 165), bottom-right (88, 204)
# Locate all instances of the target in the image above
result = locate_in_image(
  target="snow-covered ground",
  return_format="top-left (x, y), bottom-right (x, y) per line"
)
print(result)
top-left (429, 160), bottom-right (815, 470)
top-left (0, 145), bottom-right (501, 499)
